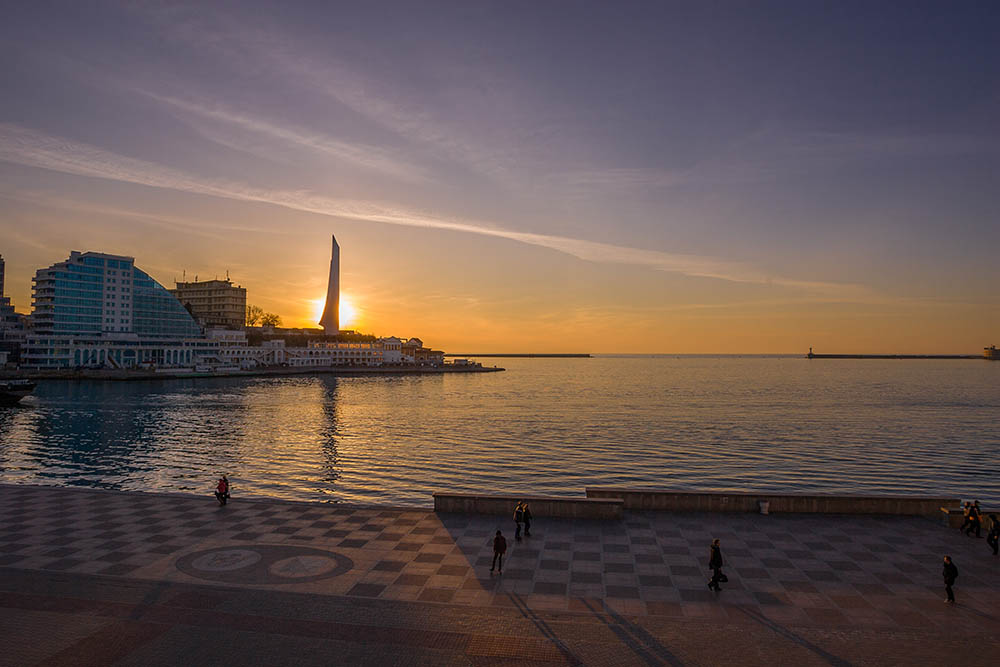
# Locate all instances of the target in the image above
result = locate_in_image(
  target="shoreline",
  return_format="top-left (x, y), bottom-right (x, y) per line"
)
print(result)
top-left (0, 363), bottom-right (505, 382)
top-left (445, 353), bottom-right (591, 358)
top-left (0, 481), bottom-right (986, 514)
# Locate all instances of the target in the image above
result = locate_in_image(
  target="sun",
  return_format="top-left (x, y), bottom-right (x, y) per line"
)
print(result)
top-left (308, 295), bottom-right (359, 328)
top-left (339, 295), bottom-right (358, 328)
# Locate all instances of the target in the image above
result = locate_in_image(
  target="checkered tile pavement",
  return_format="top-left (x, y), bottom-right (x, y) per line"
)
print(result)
top-left (1, 483), bottom-right (998, 633)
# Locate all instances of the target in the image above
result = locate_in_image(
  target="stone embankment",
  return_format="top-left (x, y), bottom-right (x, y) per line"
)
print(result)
top-left (434, 488), bottom-right (962, 519)
top-left (0, 364), bottom-right (505, 382)
top-left (432, 493), bottom-right (623, 519)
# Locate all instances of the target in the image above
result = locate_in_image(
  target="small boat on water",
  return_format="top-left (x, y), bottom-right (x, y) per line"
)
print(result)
top-left (0, 379), bottom-right (36, 405)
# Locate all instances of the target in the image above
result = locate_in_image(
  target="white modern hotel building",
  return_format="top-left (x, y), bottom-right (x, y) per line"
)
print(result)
top-left (22, 251), bottom-right (218, 369)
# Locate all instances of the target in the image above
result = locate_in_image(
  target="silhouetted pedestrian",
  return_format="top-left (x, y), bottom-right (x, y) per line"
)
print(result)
top-left (215, 475), bottom-right (230, 506)
top-left (942, 555), bottom-right (958, 603)
top-left (522, 502), bottom-right (532, 537)
top-left (987, 514), bottom-right (999, 556)
top-left (491, 530), bottom-right (507, 573)
top-left (707, 538), bottom-right (725, 591)
top-left (965, 500), bottom-right (983, 538)
top-left (959, 502), bottom-right (972, 533)
top-left (513, 502), bottom-right (524, 540)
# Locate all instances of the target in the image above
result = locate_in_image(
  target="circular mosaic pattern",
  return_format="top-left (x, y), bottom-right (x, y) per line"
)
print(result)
top-left (176, 545), bottom-right (353, 584)
top-left (190, 549), bottom-right (261, 572)
top-left (269, 555), bottom-right (341, 579)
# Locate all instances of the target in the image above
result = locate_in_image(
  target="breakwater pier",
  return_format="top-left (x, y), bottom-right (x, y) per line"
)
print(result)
top-left (1, 483), bottom-right (997, 665)
top-left (806, 346), bottom-right (997, 360)
top-left (445, 353), bottom-right (592, 358)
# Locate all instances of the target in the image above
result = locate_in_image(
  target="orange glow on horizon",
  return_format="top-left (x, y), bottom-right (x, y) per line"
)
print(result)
top-left (308, 294), bottom-right (359, 330)
top-left (339, 295), bottom-right (358, 328)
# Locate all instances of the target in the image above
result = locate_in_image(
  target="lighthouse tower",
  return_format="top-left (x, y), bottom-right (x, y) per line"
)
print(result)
top-left (319, 235), bottom-right (340, 333)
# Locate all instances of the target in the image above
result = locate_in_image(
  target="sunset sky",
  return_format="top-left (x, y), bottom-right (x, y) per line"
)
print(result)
top-left (1, 1), bottom-right (998, 353)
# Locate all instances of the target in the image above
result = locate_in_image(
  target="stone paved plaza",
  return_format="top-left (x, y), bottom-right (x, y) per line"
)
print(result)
top-left (1, 484), bottom-right (998, 666)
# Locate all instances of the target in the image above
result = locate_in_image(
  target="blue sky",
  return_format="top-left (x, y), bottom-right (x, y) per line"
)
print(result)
top-left (1, 1), bottom-right (998, 351)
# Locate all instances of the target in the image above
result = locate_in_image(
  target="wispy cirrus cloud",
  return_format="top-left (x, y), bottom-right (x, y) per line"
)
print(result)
top-left (138, 91), bottom-right (426, 182)
top-left (128, 7), bottom-right (537, 178)
top-left (0, 123), bottom-right (870, 297)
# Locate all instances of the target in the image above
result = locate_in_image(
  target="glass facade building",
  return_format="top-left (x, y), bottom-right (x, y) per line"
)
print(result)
top-left (31, 251), bottom-right (201, 338)
top-left (24, 251), bottom-right (207, 368)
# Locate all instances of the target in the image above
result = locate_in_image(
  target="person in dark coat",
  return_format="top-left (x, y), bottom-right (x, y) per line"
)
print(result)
top-left (491, 530), bottom-right (507, 573)
top-left (522, 503), bottom-right (532, 537)
top-left (987, 514), bottom-right (999, 556)
top-left (965, 500), bottom-right (982, 538)
top-left (707, 538), bottom-right (724, 591)
top-left (942, 555), bottom-right (958, 603)
top-left (513, 502), bottom-right (524, 540)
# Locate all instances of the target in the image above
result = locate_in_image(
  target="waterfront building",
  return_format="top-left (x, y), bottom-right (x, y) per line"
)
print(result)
top-left (380, 337), bottom-right (402, 364)
top-left (301, 340), bottom-right (383, 366)
top-left (22, 251), bottom-right (210, 369)
top-left (401, 337), bottom-right (444, 363)
top-left (169, 278), bottom-right (247, 330)
top-left (319, 235), bottom-right (340, 333)
top-left (0, 254), bottom-right (28, 363)
top-left (204, 331), bottom-right (443, 369)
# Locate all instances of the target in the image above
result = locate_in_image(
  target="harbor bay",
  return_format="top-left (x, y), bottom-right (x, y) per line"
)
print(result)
top-left (2, 356), bottom-right (996, 506)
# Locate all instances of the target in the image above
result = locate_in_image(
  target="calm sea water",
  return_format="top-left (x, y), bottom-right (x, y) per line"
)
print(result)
top-left (1, 356), bottom-right (997, 506)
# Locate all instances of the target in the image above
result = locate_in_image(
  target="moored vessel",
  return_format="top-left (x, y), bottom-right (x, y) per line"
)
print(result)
top-left (0, 379), bottom-right (36, 405)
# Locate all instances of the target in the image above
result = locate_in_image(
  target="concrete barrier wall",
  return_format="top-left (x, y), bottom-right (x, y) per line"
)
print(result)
top-left (433, 493), bottom-right (623, 520)
top-left (586, 487), bottom-right (959, 516)
top-left (940, 507), bottom-right (1000, 529)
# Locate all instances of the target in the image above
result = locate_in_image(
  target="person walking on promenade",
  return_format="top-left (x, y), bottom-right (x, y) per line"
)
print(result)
top-left (965, 500), bottom-right (982, 538)
top-left (522, 502), bottom-right (533, 537)
top-left (707, 538), bottom-right (725, 592)
top-left (987, 514), bottom-right (999, 556)
top-left (491, 530), bottom-right (507, 574)
top-left (959, 502), bottom-right (973, 534)
top-left (942, 555), bottom-right (958, 603)
top-left (513, 502), bottom-right (525, 540)
top-left (215, 475), bottom-right (230, 506)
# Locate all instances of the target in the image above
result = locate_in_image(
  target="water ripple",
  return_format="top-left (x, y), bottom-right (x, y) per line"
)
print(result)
top-left (0, 357), bottom-right (998, 505)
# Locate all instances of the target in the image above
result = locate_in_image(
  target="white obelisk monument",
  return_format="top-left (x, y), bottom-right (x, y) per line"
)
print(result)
top-left (319, 235), bottom-right (340, 333)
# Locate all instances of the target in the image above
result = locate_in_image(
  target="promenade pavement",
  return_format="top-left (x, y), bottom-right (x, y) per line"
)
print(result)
top-left (1, 483), bottom-right (997, 666)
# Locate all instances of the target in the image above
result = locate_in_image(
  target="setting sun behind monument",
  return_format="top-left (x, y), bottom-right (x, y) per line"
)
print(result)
top-left (311, 295), bottom-right (357, 328)
top-left (339, 295), bottom-right (358, 328)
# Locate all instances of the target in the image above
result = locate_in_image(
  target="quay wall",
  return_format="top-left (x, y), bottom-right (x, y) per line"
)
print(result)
top-left (585, 487), bottom-right (958, 516)
top-left (939, 507), bottom-right (1000, 529)
top-left (0, 365), bottom-right (504, 382)
top-left (433, 493), bottom-right (623, 520)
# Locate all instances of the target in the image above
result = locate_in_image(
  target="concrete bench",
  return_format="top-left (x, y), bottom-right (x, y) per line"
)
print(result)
top-left (586, 487), bottom-right (958, 517)
top-left (432, 493), bottom-right (623, 520)
top-left (940, 507), bottom-right (1000, 529)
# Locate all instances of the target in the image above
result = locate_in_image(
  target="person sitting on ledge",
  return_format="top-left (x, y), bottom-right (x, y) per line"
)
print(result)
top-left (215, 475), bottom-right (230, 506)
